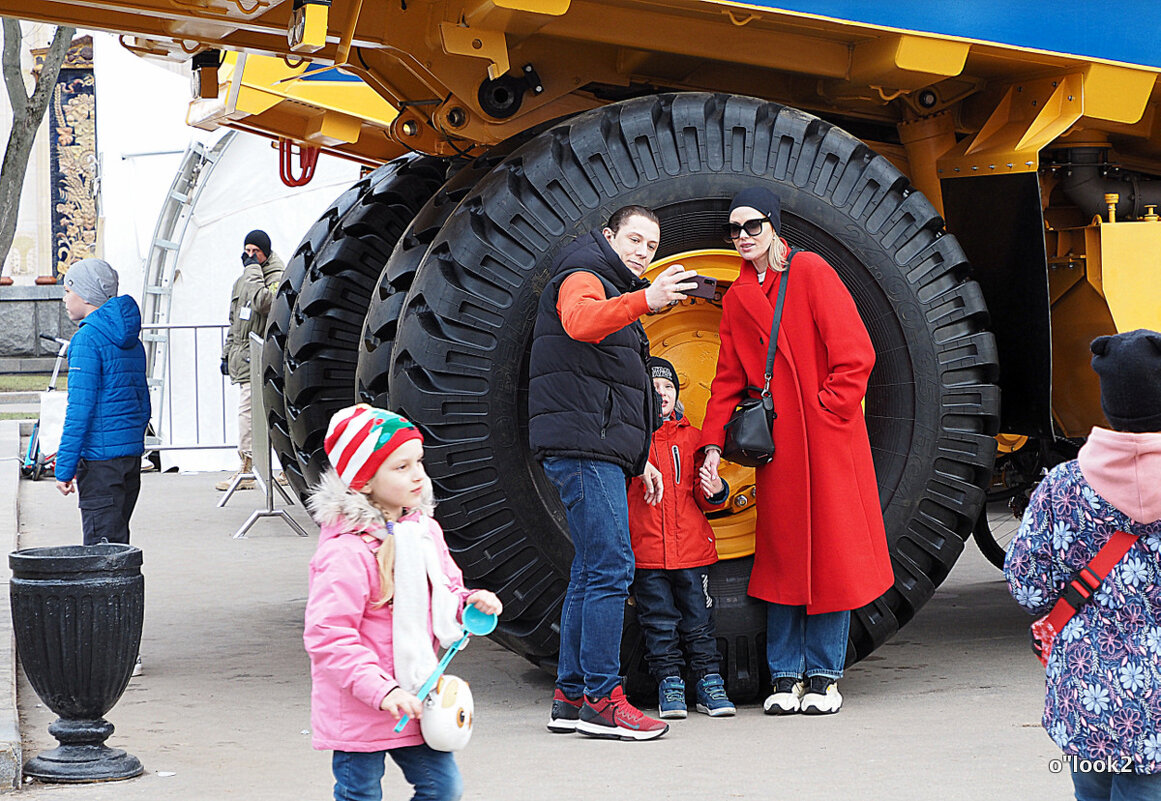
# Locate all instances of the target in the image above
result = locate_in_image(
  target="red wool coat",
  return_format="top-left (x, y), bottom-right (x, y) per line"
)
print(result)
top-left (627, 416), bottom-right (726, 570)
top-left (700, 249), bottom-right (893, 613)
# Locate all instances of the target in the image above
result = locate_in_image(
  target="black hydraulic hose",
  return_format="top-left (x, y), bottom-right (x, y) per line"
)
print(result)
top-left (1056, 146), bottom-right (1161, 220)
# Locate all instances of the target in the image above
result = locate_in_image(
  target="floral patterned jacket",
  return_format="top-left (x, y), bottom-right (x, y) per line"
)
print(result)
top-left (1005, 459), bottom-right (1161, 772)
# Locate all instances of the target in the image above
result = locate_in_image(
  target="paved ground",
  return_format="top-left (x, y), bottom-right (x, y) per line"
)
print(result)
top-left (10, 471), bottom-right (1070, 800)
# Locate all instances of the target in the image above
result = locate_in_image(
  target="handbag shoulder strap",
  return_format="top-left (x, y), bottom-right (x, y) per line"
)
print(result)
top-left (761, 247), bottom-right (800, 396)
top-left (1043, 529), bottom-right (1139, 633)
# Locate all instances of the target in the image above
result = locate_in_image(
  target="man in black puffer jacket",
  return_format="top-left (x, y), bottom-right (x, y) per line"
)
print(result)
top-left (529, 205), bottom-right (695, 742)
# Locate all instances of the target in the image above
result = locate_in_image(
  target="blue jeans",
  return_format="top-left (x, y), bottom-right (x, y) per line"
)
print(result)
top-left (634, 567), bottom-right (721, 681)
top-left (332, 746), bottom-right (462, 801)
top-left (1073, 768), bottom-right (1161, 801)
top-left (541, 456), bottom-right (635, 699)
top-left (765, 603), bottom-right (849, 680)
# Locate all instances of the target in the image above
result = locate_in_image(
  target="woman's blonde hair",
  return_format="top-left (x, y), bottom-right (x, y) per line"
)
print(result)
top-left (765, 234), bottom-right (789, 272)
top-left (368, 475), bottom-right (436, 608)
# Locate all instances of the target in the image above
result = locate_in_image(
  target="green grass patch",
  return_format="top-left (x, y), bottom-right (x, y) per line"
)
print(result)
top-left (0, 374), bottom-right (66, 392)
top-left (0, 411), bottom-right (35, 420)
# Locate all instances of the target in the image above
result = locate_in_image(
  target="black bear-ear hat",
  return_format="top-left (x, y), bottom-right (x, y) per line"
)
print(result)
top-left (1090, 329), bottom-right (1161, 432)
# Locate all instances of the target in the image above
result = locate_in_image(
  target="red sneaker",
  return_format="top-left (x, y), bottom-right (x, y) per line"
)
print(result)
top-left (577, 686), bottom-right (669, 741)
top-left (547, 688), bottom-right (583, 733)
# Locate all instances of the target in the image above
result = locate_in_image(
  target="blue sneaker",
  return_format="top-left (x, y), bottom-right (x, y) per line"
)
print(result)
top-left (695, 673), bottom-right (736, 717)
top-left (658, 676), bottom-right (687, 719)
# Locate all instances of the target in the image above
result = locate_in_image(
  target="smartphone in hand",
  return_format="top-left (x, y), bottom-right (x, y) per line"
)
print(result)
top-left (681, 274), bottom-right (718, 300)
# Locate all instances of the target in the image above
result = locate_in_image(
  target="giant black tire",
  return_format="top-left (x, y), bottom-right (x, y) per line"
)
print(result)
top-left (357, 139), bottom-right (536, 408)
top-left (278, 155), bottom-right (448, 490)
top-left (389, 93), bottom-right (1001, 698)
top-left (263, 180), bottom-right (371, 500)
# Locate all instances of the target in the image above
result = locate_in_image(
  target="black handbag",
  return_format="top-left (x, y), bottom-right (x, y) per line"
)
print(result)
top-left (721, 250), bottom-right (796, 467)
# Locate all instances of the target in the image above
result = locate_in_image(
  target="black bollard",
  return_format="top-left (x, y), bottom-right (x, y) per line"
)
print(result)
top-left (9, 543), bottom-right (144, 782)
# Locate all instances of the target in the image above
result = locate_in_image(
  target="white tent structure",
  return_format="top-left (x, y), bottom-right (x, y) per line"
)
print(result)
top-left (90, 34), bottom-right (363, 473)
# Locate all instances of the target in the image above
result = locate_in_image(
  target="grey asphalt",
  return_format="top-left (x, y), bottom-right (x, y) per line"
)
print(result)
top-left (0, 423), bottom-right (1071, 799)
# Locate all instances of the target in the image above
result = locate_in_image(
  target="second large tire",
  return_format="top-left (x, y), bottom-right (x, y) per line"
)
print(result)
top-left (278, 155), bottom-right (448, 491)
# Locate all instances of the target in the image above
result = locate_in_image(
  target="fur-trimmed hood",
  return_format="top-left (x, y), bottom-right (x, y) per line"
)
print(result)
top-left (307, 469), bottom-right (387, 534)
top-left (306, 468), bottom-right (435, 537)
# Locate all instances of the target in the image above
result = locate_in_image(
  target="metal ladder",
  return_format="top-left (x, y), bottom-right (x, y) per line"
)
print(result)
top-left (140, 131), bottom-right (235, 448)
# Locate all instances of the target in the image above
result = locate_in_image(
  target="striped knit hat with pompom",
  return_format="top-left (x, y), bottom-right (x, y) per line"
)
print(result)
top-left (323, 404), bottom-right (424, 490)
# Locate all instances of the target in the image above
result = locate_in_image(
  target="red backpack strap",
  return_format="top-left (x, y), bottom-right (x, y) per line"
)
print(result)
top-left (1043, 529), bottom-right (1138, 632)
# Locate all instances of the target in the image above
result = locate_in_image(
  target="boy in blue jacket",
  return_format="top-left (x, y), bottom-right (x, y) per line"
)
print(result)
top-left (55, 258), bottom-right (151, 545)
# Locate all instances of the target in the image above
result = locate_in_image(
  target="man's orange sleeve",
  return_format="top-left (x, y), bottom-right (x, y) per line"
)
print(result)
top-left (556, 272), bottom-right (651, 343)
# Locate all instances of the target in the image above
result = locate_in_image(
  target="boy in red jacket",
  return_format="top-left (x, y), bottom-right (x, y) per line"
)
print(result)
top-left (628, 357), bottom-right (735, 718)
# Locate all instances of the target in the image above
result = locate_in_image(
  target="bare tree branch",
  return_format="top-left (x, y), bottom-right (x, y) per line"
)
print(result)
top-left (27, 24), bottom-right (74, 119)
top-left (0, 21), bottom-right (77, 278)
top-left (1, 19), bottom-right (27, 117)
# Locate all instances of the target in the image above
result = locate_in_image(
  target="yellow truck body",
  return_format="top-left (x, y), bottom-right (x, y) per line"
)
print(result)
top-left (9, 0), bottom-right (1160, 693)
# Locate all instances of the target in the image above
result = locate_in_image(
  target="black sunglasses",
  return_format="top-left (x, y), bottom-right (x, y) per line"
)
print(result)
top-left (722, 217), bottom-right (770, 242)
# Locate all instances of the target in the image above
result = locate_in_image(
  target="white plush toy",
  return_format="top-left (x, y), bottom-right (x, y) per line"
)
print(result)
top-left (420, 675), bottom-right (474, 752)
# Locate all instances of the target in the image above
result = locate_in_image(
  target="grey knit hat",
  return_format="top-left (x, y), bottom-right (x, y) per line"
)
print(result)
top-left (63, 258), bottom-right (119, 307)
top-left (1090, 329), bottom-right (1161, 433)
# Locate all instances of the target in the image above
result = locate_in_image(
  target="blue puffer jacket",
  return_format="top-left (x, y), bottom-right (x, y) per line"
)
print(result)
top-left (55, 295), bottom-right (150, 482)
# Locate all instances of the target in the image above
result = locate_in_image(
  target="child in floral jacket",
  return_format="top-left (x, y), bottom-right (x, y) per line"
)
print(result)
top-left (1005, 330), bottom-right (1161, 800)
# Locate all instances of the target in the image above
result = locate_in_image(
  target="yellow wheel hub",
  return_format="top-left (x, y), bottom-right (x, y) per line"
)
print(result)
top-left (642, 249), bottom-right (757, 560)
top-left (995, 433), bottom-right (1029, 454)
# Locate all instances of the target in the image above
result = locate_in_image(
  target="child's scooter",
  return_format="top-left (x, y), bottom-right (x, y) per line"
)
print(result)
top-left (21, 334), bottom-right (70, 481)
top-left (394, 604), bottom-right (498, 732)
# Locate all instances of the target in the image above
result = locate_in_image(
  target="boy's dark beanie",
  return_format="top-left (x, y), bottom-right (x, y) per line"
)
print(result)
top-left (1090, 329), bottom-right (1161, 433)
top-left (244, 229), bottom-right (272, 257)
top-left (648, 356), bottom-right (679, 402)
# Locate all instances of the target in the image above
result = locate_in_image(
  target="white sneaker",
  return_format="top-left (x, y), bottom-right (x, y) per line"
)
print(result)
top-left (763, 677), bottom-right (804, 715)
top-left (800, 676), bottom-right (842, 714)
top-left (131, 656), bottom-right (143, 677)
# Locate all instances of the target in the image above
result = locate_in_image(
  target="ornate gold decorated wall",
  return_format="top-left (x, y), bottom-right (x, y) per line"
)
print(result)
top-left (35, 35), bottom-right (97, 281)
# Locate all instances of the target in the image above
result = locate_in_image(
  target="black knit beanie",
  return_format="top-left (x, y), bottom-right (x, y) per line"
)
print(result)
top-left (244, 229), bottom-right (272, 258)
top-left (729, 187), bottom-right (781, 234)
top-left (648, 356), bottom-right (679, 402)
top-left (1090, 329), bottom-right (1161, 433)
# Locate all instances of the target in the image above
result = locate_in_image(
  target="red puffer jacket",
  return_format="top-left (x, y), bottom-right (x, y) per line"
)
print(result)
top-left (628, 416), bottom-right (728, 570)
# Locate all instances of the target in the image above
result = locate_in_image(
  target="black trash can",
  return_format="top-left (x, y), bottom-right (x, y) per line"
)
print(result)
top-left (9, 543), bottom-right (144, 782)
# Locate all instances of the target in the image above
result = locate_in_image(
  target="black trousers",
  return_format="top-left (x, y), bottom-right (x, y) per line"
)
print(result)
top-left (75, 455), bottom-right (141, 545)
top-left (633, 566), bottom-right (721, 681)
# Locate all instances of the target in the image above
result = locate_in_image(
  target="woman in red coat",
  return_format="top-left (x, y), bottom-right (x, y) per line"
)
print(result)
top-left (701, 187), bottom-right (893, 716)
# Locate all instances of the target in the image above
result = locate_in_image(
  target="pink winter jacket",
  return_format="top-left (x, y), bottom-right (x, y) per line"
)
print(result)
top-left (303, 472), bottom-right (472, 752)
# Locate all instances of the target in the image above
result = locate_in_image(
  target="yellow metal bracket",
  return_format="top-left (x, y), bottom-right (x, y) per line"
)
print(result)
top-left (939, 64), bottom-right (1156, 176)
top-left (939, 73), bottom-right (1083, 175)
top-left (1085, 217), bottom-right (1161, 334)
top-left (849, 34), bottom-right (968, 91)
top-left (334, 0), bottom-right (365, 66)
top-left (491, 0), bottom-right (570, 13)
top-left (289, 1), bottom-right (329, 53)
top-left (440, 22), bottom-right (510, 81)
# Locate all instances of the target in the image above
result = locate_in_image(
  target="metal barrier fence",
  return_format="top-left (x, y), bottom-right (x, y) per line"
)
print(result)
top-left (142, 323), bottom-right (234, 453)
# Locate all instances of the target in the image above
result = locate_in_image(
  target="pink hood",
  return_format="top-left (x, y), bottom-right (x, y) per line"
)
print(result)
top-left (1077, 427), bottom-right (1161, 524)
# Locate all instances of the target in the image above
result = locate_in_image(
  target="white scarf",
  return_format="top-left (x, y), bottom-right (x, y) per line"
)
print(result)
top-left (390, 518), bottom-right (464, 695)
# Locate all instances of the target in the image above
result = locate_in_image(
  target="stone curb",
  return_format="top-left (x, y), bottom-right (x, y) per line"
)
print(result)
top-left (0, 421), bottom-right (22, 790)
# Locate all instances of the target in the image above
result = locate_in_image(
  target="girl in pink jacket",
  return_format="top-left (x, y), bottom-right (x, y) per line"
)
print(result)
top-left (303, 405), bottom-right (502, 801)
